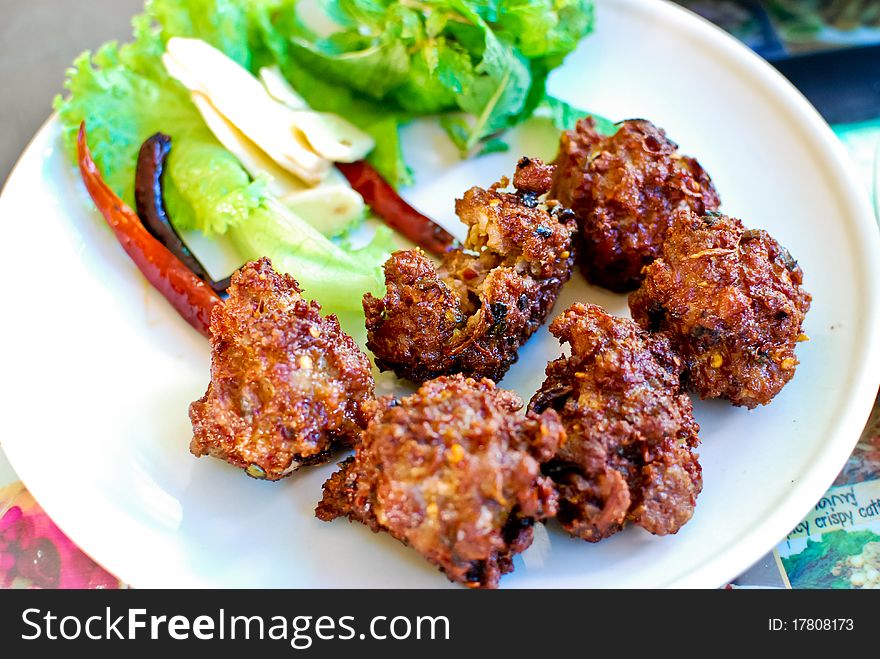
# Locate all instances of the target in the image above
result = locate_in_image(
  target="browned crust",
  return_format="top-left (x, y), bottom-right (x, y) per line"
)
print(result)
top-left (530, 303), bottom-right (702, 541)
top-left (189, 258), bottom-right (374, 480)
top-left (364, 164), bottom-right (577, 383)
top-left (317, 375), bottom-right (563, 588)
top-left (550, 117), bottom-right (720, 292)
top-left (629, 211), bottom-right (812, 408)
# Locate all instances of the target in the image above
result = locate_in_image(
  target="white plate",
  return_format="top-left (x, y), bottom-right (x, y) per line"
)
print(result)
top-left (1, 0), bottom-right (879, 588)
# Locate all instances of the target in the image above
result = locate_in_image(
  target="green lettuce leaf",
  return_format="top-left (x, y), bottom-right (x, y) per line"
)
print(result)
top-left (148, 0), bottom-right (257, 69)
top-left (161, 142), bottom-right (267, 235)
top-left (229, 199), bottom-right (389, 309)
top-left (536, 94), bottom-right (617, 135)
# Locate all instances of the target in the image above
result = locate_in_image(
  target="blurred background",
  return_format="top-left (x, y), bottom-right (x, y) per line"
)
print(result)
top-left (678, 1), bottom-right (880, 123)
top-left (680, 0), bottom-right (880, 54)
top-left (0, 0), bottom-right (142, 183)
top-left (674, 0), bottom-right (880, 218)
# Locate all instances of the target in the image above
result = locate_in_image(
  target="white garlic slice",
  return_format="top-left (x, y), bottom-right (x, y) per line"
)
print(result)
top-left (259, 65), bottom-right (309, 110)
top-left (190, 91), bottom-right (307, 198)
top-left (259, 65), bottom-right (374, 162)
top-left (163, 38), bottom-right (330, 184)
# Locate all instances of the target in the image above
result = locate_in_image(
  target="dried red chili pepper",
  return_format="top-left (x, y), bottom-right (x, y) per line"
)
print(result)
top-left (77, 122), bottom-right (221, 337)
top-left (135, 133), bottom-right (229, 293)
top-left (336, 161), bottom-right (455, 255)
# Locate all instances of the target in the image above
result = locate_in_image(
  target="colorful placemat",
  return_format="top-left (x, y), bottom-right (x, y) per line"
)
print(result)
top-left (0, 481), bottom-right (123, 589)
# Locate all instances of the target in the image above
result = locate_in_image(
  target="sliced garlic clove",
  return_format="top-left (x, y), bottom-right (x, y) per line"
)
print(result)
top-left (190, 92), bottom-right (307, 199)
top-left (192, 93), bottom-right (362, 237)
top-left (290, 111), bottom-right (375, 163)
top-left (259, 64), bottom-right (374, 162)
top-left (162, 52), bottom-right (201, 93)
top-left (323, 166), bottom-right (351, 187)
top-left (191, 94), bottom-right (351, 192)
top-left (164, 38), bottom-right (330, 184)
top-left (259, 65), bottom-right (309, 111)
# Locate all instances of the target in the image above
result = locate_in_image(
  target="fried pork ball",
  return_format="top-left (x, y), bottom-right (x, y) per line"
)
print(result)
top-left (363, 159), bottom-right (577, 383)
top-left (529, 304), bottom-right (702, 542)
top-left (629, 210), bottom-right (812, 408)
top-left (189, 258), bottom-right (374, 480)
top-left (316, 375), bottom-right (563, 589)
top-left (550, 117), bottom-right (720, 292)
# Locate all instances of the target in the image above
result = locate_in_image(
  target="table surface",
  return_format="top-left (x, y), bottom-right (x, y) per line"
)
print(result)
top-left (0, 0), bottom-right (143, 183)
top-left (2, 0), bottom-right (878, 591)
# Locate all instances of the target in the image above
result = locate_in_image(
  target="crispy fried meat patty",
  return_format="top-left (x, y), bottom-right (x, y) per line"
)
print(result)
top-left (529, 304), bottom-right (702, 542)
top-left (363, 159), bottom-right (577, 383)
top-left (550, 117), bottom-right (720, 292)
top-left (629, 211), bottom-right (811, 408)
top-left (189, 258), bottom-right (374, 480)
top-left (316, 375), bottom-right (563, 588)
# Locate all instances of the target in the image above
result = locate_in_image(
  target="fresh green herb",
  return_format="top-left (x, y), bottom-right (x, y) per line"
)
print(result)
top-left (228, 199), bottom-right (394, 310)
top-left (536, 94), bottom-right (617, 135)
top-left (147, 0), bottom-right (272, 70)
top-left (260, 0), bottom-right (595, 183)
top-left (55, 0), bottom-right (599, 311)
top-left (55, 14), bottom-right (261, 235)
top-left (79, 0), bottom-right (594, 188)
top-left (479, 138), bottom-right (510, 156)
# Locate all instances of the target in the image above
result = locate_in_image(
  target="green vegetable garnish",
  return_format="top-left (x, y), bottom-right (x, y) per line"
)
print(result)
top-left (55, 0), bottom-right (601, 317)
top-left (55, 10), bottom-right (389, 313)
top-left (56, 14), bottom-right (262, 235)
top-left (535, 95), bottom-right (617, 136)
top-left (259, 0), bottom-right (595, 185)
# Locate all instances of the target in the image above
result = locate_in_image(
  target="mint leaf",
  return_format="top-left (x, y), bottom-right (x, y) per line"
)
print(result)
top-left (488, 0), bottom-right (595, 61)
top-left (537, 94), bottom-right (617, 135)
top-left (286, 34), bottom-right (410, 100)
top-left (146, 0), bottom-right (276, 71)
top-left (393, 39), bottom-right (470, 114)
top-left (439, 114), bottom-right (472, 153)
top-left (479, 138), bottom-right (510, 155)
top-left (452, 12), bottom-right (532, 148)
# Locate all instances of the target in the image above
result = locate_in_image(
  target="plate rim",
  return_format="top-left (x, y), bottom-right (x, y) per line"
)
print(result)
top-left (609, 0), bottom-right (880, 588)
top-left (2, 0), bottom-right (880, 588)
